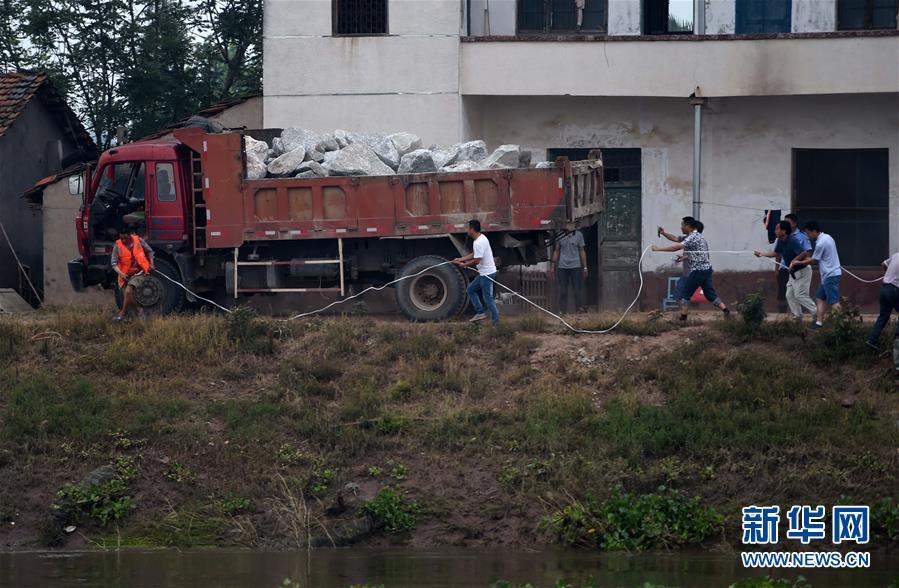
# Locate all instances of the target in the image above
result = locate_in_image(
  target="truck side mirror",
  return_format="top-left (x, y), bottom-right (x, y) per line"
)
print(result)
top-left (68, 175), bottom-right (83, 196)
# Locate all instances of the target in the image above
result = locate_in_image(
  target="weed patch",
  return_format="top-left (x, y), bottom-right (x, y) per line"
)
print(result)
top-left (365, 487), bottom-right (419, 533)
top-left (543, 486), bottom-right (723, 550)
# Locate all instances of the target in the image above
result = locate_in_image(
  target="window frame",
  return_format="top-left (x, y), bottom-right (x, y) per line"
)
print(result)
top-left (735, 0), bottom-right (792, 34)
top-left (643, 0), bottom-right (695, 35)
top-left (332, 0), bottom-right (390, 37)
top-left (516, 0), bottom-right (608, 35)
top-left (837, 0), bottom-right (899, 31)
top-left (155, 162), bottom-right (177, 203)
top-left (791, 147), bottom-right (890, 268)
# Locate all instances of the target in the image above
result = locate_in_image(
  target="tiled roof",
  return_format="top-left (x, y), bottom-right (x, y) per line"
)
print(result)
top-left (0, 70), bottom-right (95, 151)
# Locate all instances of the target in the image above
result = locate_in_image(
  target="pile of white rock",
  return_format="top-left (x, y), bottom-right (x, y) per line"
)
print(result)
top-left (243, 128), bottom-right (545, 180)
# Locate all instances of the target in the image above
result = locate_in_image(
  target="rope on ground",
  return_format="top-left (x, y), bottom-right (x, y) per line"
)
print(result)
top-left (475, 246), bottom-right (652, 334)
top-left (146, 248), bottom-right (885, 334)
top-left (284, 261), bottom-right (455, 321)
top-left (0, 214), bottom-right (43, 306)
top-left (152, 269), bottom-right (233, 313)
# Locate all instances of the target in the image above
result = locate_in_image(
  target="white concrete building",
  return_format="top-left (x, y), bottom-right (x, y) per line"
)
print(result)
top-left (264, 0), bottom-right (898, 308)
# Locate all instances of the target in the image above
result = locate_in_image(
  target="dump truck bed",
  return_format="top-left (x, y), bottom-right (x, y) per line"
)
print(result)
top-left (174, 128), bottom-right (603, 252)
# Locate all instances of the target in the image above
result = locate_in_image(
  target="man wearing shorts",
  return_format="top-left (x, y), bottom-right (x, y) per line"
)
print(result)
top-left (790, 221), bottom-right (841, 329)
top-left (111, 224), bottom-right (155, 321)
top-left (653, 217), bottom-right (730, 321)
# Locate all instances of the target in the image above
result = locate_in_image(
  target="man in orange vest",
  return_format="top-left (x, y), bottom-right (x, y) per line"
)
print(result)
top-left (111, 224), bottom-right (154, 321)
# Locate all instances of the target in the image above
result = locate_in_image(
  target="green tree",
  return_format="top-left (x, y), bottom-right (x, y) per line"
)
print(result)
top-left (196, 0), bottom-right (262, 98)
top-left (25, 0), bottom-right (133, 147)
top-left (121, 0), bottom-right (200, 138)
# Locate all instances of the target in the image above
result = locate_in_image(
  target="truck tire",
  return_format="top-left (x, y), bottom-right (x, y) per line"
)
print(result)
top-left (114, 257), bottom-right (185, 315)
top-left (395, 255), bottom-right (466, 322)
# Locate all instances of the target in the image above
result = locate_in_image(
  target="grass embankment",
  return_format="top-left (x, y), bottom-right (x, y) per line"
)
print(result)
top-left (0, 306), bottom-right (896, 550)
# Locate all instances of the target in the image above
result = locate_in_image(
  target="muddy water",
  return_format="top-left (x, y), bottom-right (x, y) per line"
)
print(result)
top-left (0, 549), bottom-right (895, 587)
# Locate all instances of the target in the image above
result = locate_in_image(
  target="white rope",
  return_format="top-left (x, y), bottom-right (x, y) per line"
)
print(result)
top-left (471, 246), bottom-right (652, 334)
top-left (144, 248), bottom-right (885, 335)
top-left (283, 261), bottom-right (454, 321)
top-left (0, 214), bottom-right (43, 306)
top-left (152, 269), bottom-right (233, 313)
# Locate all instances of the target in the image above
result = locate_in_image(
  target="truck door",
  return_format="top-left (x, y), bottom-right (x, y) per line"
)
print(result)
top-left (147, 161), bottom-right (186, 244)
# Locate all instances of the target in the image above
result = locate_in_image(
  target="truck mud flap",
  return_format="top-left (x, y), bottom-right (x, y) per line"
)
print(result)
top-left (67, 260), bottom-right (86, 291)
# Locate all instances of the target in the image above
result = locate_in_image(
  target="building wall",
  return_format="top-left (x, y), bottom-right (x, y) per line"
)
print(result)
top-left (0, 99), bottom-right (79, 294)
top-left (210, 97), bottom-right (264, 129)
top-left (40, 179), bottom-right (110, 306)
top-left (471, 93), bottom-right (899, 273)
top-left (264, 0), bottom-right (465, 144)
top-left (460, 35), bottom-right (899, 97)
top-left (793, 0), bottom-right (836, 32)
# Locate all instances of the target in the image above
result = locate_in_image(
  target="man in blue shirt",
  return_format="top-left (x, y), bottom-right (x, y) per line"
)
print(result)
top-left (755, 220), bottom-right (816, 320)
top-left (790, 221), bottom-right (842, 329)
top-left (785, 213), bottom-right (811, 251)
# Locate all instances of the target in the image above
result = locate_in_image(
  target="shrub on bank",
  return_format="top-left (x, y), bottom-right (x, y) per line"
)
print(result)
top-left (542, 486), bottom-right (723, 550)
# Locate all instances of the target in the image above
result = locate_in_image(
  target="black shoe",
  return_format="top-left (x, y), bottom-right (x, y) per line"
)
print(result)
top-left (679, 314), bottom-right (688, 322)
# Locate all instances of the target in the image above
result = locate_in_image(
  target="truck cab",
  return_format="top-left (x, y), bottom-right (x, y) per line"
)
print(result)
top-left (69, 139), bottom-right (192, 313)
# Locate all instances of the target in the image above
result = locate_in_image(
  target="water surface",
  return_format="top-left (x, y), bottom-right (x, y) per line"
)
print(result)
top-left (0, 548), bottom-right (894, 587)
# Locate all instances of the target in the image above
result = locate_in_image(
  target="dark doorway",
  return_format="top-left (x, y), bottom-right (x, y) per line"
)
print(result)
top-left (793, 148), bottom-right (889, 267)
top-left (548, 148), bottom-right (642, 310)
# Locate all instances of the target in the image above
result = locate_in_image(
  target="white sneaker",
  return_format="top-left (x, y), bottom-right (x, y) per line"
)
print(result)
top-left (469, 313), bottom-right (487, 323)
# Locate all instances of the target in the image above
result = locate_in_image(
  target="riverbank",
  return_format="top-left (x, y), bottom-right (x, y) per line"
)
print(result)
top-left (0, 307), bottom-right (896, 552)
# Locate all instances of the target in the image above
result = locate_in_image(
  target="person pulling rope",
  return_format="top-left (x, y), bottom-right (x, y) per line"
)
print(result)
top-left (149, 249), bottom-right (884, 335)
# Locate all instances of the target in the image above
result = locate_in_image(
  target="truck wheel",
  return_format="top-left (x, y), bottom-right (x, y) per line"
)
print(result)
top-left (114, 258), bottom-right (185, 315)
top-left (395, 255), bottom-right (466, 321)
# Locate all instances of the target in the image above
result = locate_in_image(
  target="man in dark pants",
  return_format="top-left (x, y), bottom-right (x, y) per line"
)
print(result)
top-left (867, 252), bottom-right (899, 378)
top-left (549, 224), bottom-right (588, 314)
top-left (653, 217), bottom-right (730, 321)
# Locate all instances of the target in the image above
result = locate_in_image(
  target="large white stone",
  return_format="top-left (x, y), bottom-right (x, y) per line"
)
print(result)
top-left (431, 145), bottom-right (461, 168)
top-left (326, 143), bottom-right (395, 176)
top-left (272, 137), bottom-right (285, 157)
top-left (296, 160), bottom-right (327, 177)
top-left (346, 131), bottom-right (388, 149)
top-left (454, 140), bottom-right (487, 163)
top-left (334, 129), bottom-right (350, 148)
top-left (318, 133), bottom-right (340, 152)
top-left (483, 144), bottom-right (521, 169)
top-left (266, 146), bottom-right (308, 177)
top-left (372, 137), bottom-right (400, 170)
top-left (398, 149), bottom-right (438, 174)
top-left (440, 161), bottom-right (477, 173)
top-left (245, 154), bottom-right (267, 180)
top-left (281, 128), bottom-right (322, 154)
top-left (388, 132), bottom-right (423, 157)
top-left (306, 150), bottom-right (325, 163)
top-left (244, 136), bottom-right (269, 162)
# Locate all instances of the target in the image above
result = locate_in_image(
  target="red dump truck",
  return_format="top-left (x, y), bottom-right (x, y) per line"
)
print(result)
top-left (68, 127), bottom-right (603, 320)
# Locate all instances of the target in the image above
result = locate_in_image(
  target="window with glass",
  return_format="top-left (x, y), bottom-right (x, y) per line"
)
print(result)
top-left (643, 0), bottom-right (693, 34)
top-left (155, 163), bottom-right (176, 202)
top-left (517, 0), bottom-right (607, 33)
top-left (838, 0), bottom-right (898, 30)
top-left (736, 0), bottom-right (792, 33)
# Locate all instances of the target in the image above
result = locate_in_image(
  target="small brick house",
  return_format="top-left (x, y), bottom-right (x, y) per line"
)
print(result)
top-left (0, 71), bottom-right (95, 303)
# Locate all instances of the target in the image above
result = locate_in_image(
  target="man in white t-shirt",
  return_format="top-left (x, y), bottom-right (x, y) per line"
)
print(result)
top-left (789, 221), bottom-right (841, 329)
top-left (452, 219), bottom-right (499, 324)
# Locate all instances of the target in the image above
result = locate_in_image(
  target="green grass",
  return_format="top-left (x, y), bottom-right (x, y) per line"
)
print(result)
top-left (208, 398), bottom-right (284, 441)
top-left (3, 377), bottom-right (187, 448)
top-left (0, 309), bottom-right (895, 552)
